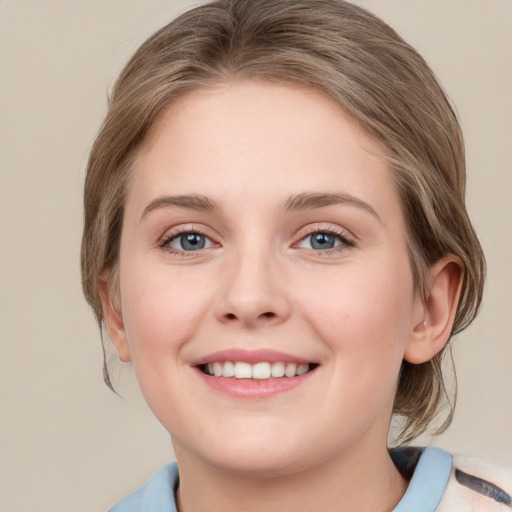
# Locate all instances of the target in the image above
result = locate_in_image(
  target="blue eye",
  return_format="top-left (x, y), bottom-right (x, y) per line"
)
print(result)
top-left (298, 230), bottom-right (354, 251)
top-left (179, 233), bottom-right (206, 250)
top-left (165, 232), bottom-right (213, 252)
top-left (309, 232), bottom-right (336, 250)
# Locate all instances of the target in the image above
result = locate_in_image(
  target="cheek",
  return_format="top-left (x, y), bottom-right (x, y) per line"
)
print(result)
top-left (119, 262), bottom-right (212, 362)
top-left (117, 264), bottom-right (216, 420)
top-left (300, 260), bottom-right (415, 365)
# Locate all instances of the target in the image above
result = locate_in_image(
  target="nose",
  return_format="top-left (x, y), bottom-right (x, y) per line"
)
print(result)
top-left (215, 247), bottom-right (291, 328)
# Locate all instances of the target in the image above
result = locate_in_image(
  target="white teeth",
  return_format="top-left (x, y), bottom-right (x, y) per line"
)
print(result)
top-left (271, 361), bottom-right (285, 378)
top-left (204, 361), bottom-right (312, 379)
top-left (213, 362), bottom-right (223, 377)
top-left (252, 362), bottom-right (271, 380)
top-left (296, 364), bottom-right (309, 376)
top-left (223, 361), bottom-right (235, 377)
top-left (234, 362), bottom-right (252, 379)
top-left (284, 363), bottom-right (297, 377)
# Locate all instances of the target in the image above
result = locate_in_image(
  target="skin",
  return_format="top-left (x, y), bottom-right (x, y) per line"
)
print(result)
top-left (102, 81), bottom-right (462, 512)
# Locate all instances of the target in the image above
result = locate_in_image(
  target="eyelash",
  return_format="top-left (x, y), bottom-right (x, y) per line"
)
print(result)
top-left (295, 227), bottom-right (356, 254)
top-left (159, 226), bottom-right (356, 256)
top-left (160, 228), bottom-right (216, 257)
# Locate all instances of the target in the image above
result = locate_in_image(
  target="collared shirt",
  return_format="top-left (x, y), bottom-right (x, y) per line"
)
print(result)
top-left (109, 446), bottom-right (511, 511)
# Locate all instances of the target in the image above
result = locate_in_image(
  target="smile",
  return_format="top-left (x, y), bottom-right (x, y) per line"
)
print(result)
top-left (201, 361), bottom-right (315, 379)
top-left (192, 349), bottom-right (319, 397)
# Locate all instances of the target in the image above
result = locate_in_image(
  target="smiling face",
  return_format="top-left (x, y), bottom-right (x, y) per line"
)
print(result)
top-left (106, 80), bottom-right (427, 476)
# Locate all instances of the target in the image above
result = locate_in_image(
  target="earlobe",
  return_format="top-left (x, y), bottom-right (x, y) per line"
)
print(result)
top-left (404, 256), bottom-right (463, 364)
top-left (98, 273), bottom-right (131, 363)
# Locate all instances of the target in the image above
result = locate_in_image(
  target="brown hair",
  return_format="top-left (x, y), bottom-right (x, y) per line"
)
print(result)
top-left (81, 0), bottom-right (485, 443)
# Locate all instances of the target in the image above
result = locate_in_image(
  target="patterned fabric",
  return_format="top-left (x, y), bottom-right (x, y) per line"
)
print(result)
top-left (437, 453), bottom-right (512, 511)
top-left (455, 469), bottom-right (511, 505)
top-left (392, 447), bottom-right (512, 511)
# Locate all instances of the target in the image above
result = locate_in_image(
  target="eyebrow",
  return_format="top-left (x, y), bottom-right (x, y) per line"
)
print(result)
top-left (283, 192), bottom-right (381, 221)
top-left (140, 194), bottom-right (219, 221)
top-left (140, 191), bottom-right (381, 222)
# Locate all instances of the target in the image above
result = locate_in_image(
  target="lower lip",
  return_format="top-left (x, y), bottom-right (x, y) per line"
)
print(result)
top-left (194, 368), bottom-right (316, 398)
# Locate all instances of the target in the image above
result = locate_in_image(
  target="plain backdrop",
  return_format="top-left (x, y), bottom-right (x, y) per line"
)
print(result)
top-left (1, 1), bottom-right (511, 510)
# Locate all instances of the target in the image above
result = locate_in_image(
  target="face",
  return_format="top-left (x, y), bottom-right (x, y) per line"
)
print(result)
top-left (112, 81), bottom-right (425, 476)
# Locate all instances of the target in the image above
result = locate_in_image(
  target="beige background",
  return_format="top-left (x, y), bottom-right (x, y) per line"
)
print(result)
top-left (1, 0), bottom-right (511, 510)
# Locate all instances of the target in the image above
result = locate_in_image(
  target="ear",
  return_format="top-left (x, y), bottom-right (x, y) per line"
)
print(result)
top-left (404, 256), bottom-right (463, 364)
top-left (98, 272), bottom-right (131, 363)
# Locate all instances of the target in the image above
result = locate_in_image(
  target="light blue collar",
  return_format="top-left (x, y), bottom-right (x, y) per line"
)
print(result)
top-left (111, 446), bottom-right (452, 512)
top-left (393, 446), bottom-right (452, 512)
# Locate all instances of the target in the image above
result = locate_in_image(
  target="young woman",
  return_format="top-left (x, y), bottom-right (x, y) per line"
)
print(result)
top-left (81, 1), bottom-right (510, 510)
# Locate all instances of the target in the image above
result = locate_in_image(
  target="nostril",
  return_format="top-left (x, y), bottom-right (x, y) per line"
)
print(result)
top-left (222, 311), bottom-right (279, 323)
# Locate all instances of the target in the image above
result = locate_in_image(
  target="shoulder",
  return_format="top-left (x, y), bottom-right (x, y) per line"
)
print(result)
top-left (391, 446), bottom-right (512, 511)
top-left (438, 453), bottom-right (512, 512)
top-left (108, 462), bottom-right (179, 512)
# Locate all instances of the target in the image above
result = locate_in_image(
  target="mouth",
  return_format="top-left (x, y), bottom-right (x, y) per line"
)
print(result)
top-left (199, 361), bottom-right (319, 380)
top-left (191, 349), bottom-right (319, 397)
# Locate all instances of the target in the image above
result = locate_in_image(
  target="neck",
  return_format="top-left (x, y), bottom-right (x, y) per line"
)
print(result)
top-left (174, 443), bottom-right (407, 512)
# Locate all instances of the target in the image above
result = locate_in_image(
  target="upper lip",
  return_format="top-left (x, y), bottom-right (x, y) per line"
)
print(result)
top-left (190, 348), bottom-right (315, 366)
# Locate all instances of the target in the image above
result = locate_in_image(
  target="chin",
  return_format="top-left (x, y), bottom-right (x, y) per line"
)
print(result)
top-left (176, 428), bottom-right (316, 478)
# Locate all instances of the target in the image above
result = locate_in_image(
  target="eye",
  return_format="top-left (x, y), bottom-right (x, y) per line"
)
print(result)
top-left (162, 231), bottom-right (215, 252)
top-left (297, 229), bottom-right (354, 251)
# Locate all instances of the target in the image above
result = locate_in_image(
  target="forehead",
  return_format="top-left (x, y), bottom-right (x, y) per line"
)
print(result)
top-left (127, 80), bottom-right (401, 224)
